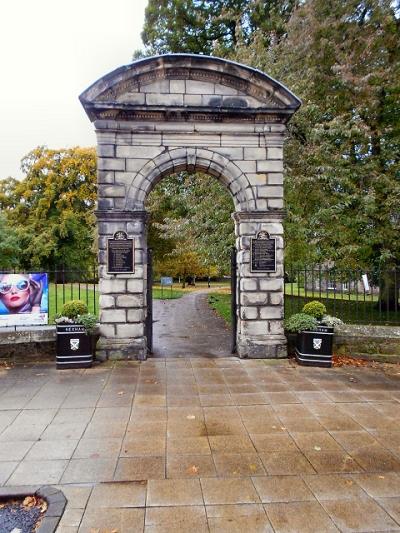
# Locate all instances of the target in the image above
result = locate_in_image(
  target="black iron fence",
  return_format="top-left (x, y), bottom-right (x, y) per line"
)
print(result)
top-left (285, 267), bottom-right (400, 325)
top-left (2, 264), bottom-right (399, 327)
top-left (0, 266), bottom-right (98, 323)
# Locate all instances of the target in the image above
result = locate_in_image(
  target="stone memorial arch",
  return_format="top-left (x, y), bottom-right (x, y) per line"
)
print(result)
top-left (80, 54), bottom-right (300, 361)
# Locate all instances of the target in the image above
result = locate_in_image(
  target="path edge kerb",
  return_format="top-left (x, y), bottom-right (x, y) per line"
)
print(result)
top-left (0, 485), bottom-right (67, 533)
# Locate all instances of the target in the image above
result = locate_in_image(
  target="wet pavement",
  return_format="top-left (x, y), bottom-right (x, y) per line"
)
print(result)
top-left (152, 290), bottom-right (231, 357)
top-left (0, 358), bottom-right (399, 532)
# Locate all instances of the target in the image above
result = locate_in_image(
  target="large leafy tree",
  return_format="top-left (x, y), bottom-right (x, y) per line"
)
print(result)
top-left (264, 0), bottom-right (400, 307)
top-left (0, 212), bottom-right (21, 269)
top-left (141, 0), bottom-right (400, 306)
top-left (142, 0), bottom-right (298, 56)
top-left (0, 147), bottom-right (97, 272)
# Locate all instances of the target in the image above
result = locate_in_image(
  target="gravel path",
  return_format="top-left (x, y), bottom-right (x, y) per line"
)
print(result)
top-left (0, 502), bottom-right (41, 533)
top-left (152, 290), bottom-right (232, 357)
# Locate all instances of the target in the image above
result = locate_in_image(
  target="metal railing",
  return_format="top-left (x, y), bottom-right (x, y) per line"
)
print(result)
top-left (284, 266), bottom-right (400, 325)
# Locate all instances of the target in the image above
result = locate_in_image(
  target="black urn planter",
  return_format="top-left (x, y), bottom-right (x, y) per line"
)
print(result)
top-left (295, 325), bottom-right (334, 367)
top-left (56, 324), bottom-right (96, 369)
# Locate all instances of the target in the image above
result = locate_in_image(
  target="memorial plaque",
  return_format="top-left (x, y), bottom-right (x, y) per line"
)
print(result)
top-left (107, 231), bottom-right (134, 274)
top-left (250, 231), bottom-right (276, 272)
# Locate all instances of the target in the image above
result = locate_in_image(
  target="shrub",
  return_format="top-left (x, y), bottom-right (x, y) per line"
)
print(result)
top-left (321, 314), bottom-right (343, 328)
top-left (284, 313), bottom-right (318, 333)
top-left (76, 313), bottom-right (98, 335)
top-left (60, 300), bottom-right (88, 319)
top-left (302, 300), bottom-right (326, 320)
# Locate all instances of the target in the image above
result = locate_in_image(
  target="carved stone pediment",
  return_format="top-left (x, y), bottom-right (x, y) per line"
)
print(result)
top-left (80, 54), bottom-right (301, 123)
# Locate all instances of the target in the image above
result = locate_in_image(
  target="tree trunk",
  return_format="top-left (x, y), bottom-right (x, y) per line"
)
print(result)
top-left (378, 271), bottom-right (399, 311)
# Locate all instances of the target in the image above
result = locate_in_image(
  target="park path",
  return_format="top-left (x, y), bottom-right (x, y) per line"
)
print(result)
top-left (152, 289), bottom-right (232, 357)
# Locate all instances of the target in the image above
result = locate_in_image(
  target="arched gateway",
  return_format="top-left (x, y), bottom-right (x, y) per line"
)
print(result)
top-left (80, 54), bottom-right (300, 360)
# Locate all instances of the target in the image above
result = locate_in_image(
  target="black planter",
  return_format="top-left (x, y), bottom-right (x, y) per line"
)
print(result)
top-left (56, 324), bottom-right (93, 369)
top-left (295, 325), bottom-right (334, 367)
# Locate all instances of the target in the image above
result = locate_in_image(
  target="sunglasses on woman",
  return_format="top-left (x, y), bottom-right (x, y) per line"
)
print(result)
top-left (0, 279), bottom-right (30, 294)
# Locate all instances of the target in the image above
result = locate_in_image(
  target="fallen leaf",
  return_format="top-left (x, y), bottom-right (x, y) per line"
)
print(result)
top-left (23, 496), bottom-right (36, 507)
top-left (40, 500), bottom-right (48, 513)
top-left (187, 465), bottom-right (199, 474)
top-left (249, 463), bottom-right (258, 472)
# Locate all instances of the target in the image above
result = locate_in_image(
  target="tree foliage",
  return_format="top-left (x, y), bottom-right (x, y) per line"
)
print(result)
top-left (142, 0), bottom-right (400, 278)
top-left (0, 147), bottom-right (97, 271)
top-left (0, 212), bottom-right (21, 269)
top-left (147, 172), bottom-right (235, 277)
top-left (142, 0), bottom-right (298, 56)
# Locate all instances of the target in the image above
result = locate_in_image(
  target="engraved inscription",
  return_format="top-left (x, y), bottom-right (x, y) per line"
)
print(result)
top-left (251, 234), bottom-right (276, 272)
top-left (107, 232), bottom-right (134, 274)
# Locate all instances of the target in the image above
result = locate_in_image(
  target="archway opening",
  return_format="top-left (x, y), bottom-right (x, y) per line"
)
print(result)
top-left (145, 170), bottom-right (236, 357)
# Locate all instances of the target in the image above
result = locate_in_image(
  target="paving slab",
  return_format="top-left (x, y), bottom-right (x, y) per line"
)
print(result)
top-left (0, 357), bottom-right (399, 531)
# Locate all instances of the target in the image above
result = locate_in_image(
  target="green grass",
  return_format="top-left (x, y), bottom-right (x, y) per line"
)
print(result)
top-left (47, 281), bottom-right (229, 322)
top-left (152, 287), bottom-right (185, 299)
top-left (285, 295), bottom-right (399, 325)
top-left (209, 292), bottom-right (232, 325)
top-left (207, 289), bottom-right (399, 327)
top-left (284, 282), bottom-right (380, 302)
top-left (48, 284), bottom-right (98, 322)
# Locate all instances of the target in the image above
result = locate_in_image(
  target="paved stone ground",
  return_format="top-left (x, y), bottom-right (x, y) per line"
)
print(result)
top-left (0, 358), bottom-right (400, 532)
top-left (153, 290), bottom-right (231, 357)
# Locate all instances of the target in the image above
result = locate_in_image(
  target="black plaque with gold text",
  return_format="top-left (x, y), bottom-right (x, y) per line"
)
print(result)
top-left (107, 231), bottom-right (134, 274)
top-left (250, 231), bottom-right (276, 272)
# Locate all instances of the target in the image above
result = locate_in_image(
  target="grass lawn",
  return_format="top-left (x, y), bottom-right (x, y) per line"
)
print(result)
top-left (48, 283), bottom-right (98, 322)
top-left (209, 292), bottom-right (232, 326)
top-left (284, 282), bottom-right (380, 302)
top-left (152, 286), bottom-right (185, 299)
top-left (207, 288), bottom-right (399, 326)
top-left (47, 281), bottom-right (231, 322)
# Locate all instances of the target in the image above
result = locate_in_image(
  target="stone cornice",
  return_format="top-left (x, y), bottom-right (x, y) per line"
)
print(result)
top-left (95, 210), bottom-right (149, 222)
top-left (85, 104), bottom-right (295, 124)
top-left (232, 210), bottom-right (286, 221)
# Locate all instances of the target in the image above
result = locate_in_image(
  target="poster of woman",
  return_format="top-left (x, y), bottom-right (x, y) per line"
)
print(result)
top-left (0, 273), bottom-right (48, 326)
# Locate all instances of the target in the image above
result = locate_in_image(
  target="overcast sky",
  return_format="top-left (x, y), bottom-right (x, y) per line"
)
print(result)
top-left (0, 0), bottom-right (148, 180)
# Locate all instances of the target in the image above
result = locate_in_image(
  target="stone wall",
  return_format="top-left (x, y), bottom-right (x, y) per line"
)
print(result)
top-left (1, 325), bottom-right (399, 364)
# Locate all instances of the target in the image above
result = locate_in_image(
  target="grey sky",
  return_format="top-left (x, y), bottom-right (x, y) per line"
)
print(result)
top-left (0, 0), bottom-right (147, 180)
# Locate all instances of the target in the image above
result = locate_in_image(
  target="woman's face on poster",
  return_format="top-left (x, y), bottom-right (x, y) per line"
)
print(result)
top-left (0, 274), bottom-right (30, 311)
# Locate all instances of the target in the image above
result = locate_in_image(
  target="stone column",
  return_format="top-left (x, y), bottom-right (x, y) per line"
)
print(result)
top-left (233, 211), bottom-right (286, 359)
top-left (95, 210), bottom-right (148, 360)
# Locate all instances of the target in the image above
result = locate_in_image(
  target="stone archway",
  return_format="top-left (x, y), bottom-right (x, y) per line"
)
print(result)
top-left (80, 54), bottom-right (300, 360)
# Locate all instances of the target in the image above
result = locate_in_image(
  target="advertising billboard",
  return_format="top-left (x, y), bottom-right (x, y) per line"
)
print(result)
top-left (0, 273), bottom-right (49, 327)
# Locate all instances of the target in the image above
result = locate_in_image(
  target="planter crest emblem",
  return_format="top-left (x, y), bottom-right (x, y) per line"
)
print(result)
top-left (313, 338), bottom-right (322, 350)
top-left (70, 339), bottom-right (80, 351)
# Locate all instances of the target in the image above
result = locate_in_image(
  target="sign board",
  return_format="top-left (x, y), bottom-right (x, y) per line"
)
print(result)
top-left (0, 272), bottom-right (49, 327)
top-left (107, 231), bottom-right (134, 274)
top-left (160, 277), bottom-right (173, 286)
top-left (250, 231), bottom-right (276, 273)
top-left (362, 274), bottom-right (370, 292)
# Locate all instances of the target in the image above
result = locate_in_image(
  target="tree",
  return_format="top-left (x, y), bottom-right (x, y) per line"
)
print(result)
top-left (147, 172), bottom-right (235, 276)
top-left (267, 0), bottom-right (400, 307)
top-left (0, 147), bottom-right (97, 272)
top-left (142, 0), bottom-right (298, 56)
top-left (0, 212), bottom-right (21, 269)
top-left (155, 248), bottom-right (208, 287)
top-left (141, 0), bottom-right (400, 308)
